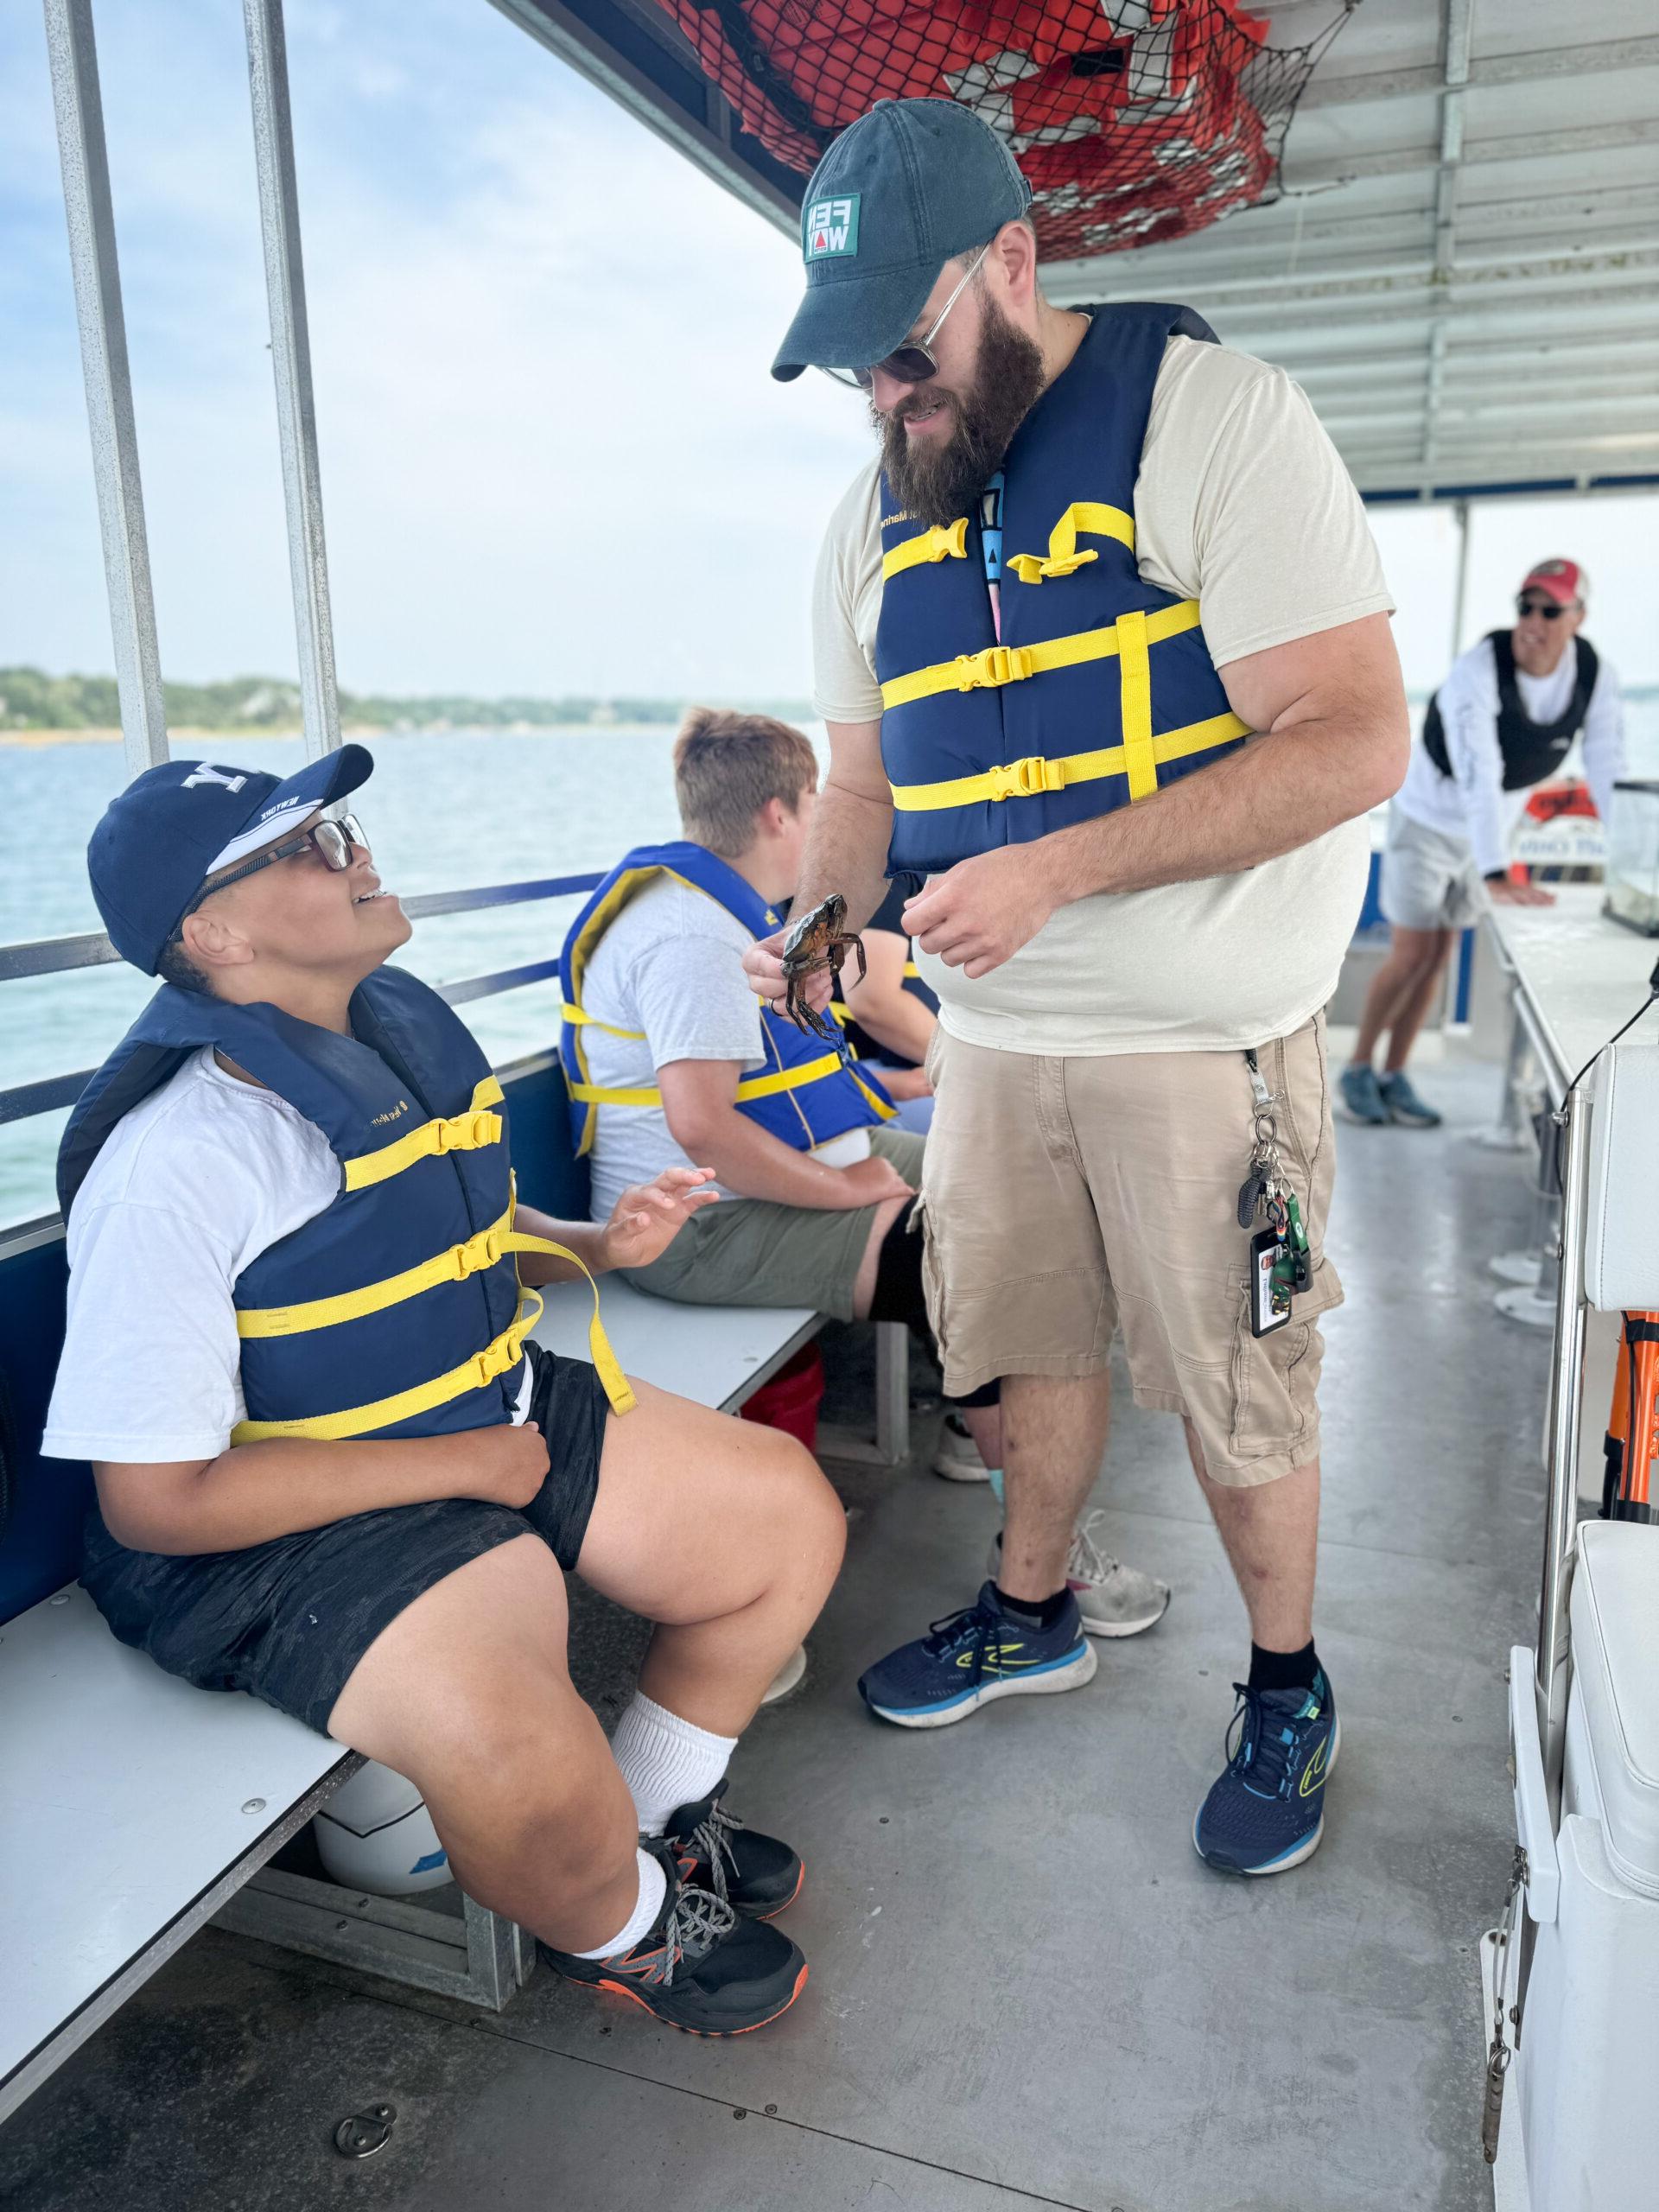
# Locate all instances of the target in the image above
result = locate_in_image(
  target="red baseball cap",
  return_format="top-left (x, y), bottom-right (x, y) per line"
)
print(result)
top-left (1520, 558), bottom-right (1586, 606)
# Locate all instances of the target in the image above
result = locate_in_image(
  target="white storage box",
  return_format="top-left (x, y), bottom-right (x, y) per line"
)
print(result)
top-left (1514, 1522), bottom-right (1659, 2210)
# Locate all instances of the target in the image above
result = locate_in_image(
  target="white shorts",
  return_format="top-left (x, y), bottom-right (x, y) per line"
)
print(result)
top-left (1378, 807), bottom-right (1484, 934)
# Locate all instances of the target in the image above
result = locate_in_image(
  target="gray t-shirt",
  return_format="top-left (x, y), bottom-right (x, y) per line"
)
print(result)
top-left (579, 873), bottom-right (870, 1222)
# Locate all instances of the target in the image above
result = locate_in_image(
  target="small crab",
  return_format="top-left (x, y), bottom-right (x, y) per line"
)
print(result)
top-left (779, 893), bottom-right (866, 1043)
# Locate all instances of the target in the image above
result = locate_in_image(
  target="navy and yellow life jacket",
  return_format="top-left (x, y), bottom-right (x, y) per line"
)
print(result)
top-left (559, 842), bottom-right (893, 1158)
top-left (1422, 631), bottom-right (1599, 792)
top-left (58, 967), bottom-right (632, 1441)
top-left (875, 302), bottom-right (1251, 876)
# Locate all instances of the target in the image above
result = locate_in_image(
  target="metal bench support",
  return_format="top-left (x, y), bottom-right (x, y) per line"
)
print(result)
top-left (214, 1868), bottom-right (533, 2012)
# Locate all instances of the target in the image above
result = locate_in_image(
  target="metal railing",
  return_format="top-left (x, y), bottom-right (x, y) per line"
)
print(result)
top-left (0, 873), bottom-right (603, 1128)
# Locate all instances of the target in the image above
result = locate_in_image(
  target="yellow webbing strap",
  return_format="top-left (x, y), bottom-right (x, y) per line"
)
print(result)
top-left (881, 517), bottom-right (969, 582)
top-left (234, 1256), bottom-right (635, 1437)
top-left (238, 1198), bottom-right (520, 1338)
top-left (562, 1001), bottom-right (645, 1042)
top-left (880, 597), bottom-right (1201, 712)
top-left (342, 1077), bottom-right (505, 1192)
top-left (1116, 608), bottom-right (1157, 802)
top-left (889, 709), bottom-right (1249, 812)
top-left (902, 960), bottom-right (921, 980)
top-left (566, 1049), bottom-right (849, 1112)
top-left (1005, 501), bottom-right (1135, 586)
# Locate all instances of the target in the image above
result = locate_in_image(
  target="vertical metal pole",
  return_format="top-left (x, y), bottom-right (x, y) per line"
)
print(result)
top-left (42, 0), bottom-right (168, 775)
top-left (1535, 1080), bottom-right (1592, 1817)
top-left (1449, 497), bottom-right (1471, 662)
top-left (242, 0), bottom-right (340, 759)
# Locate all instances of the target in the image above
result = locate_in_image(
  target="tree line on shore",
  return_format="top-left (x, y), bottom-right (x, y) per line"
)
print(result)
top-left (0, 667), bottom-right (810, 734)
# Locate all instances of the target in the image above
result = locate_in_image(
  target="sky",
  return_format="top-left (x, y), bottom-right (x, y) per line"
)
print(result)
top-left (1, 0), bottom-right (1654, 703)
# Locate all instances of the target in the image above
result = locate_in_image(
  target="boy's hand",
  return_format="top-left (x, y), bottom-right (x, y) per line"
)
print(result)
top-left (598, 1166), bottom-right (719, 1272)
top-left (473, 1422), bottom-right (551, 1510)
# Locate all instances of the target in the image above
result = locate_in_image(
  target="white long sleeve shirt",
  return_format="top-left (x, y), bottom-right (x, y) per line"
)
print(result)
top-left (1395, 633), bottom-right (1625, 876)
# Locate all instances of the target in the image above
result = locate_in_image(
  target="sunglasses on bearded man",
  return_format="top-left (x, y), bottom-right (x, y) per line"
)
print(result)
top-left (820, 245), bottom-right (991, 391)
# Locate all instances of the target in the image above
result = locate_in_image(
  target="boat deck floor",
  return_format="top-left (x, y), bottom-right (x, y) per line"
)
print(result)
top-left (0, 1057), bottom-right (1541, 2212)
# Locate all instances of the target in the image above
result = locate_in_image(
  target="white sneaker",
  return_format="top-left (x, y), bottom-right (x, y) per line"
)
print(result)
top-left (987, 1513), bottom-right (1171, 1639)
top-left (932, 1411), bottom-right (993, 1484)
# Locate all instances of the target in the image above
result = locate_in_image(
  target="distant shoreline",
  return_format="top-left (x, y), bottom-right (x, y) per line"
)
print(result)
top-left (0, 722), bottom-right (691, 746)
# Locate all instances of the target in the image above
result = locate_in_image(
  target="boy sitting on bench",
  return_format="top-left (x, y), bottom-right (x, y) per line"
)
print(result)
top-left (41, 746), bottom-right (845, 2037)
top-left (563, 710), bottom-right (1168, 1635)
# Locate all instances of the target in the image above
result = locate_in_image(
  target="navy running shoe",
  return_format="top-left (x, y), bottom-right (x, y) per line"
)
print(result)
top-left (1193, 1669), bottom-right (1339, 1876)
top-left (858, 1581), bottom-right (1096, 1729)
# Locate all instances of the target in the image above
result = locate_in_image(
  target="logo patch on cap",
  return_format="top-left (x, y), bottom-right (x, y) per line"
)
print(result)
top-left (804, 194), bottom-right (860, 261)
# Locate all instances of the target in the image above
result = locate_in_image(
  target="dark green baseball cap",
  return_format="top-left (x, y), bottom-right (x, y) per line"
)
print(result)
top-left (771, 98), bottom-right (1033, 383)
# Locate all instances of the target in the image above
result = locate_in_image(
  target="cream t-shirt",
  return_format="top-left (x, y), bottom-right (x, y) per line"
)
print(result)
top-left (811, 333), bottom-right (1395, 1055)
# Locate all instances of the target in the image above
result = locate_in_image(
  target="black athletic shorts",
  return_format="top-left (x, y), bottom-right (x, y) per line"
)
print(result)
top-left (79, 1344), bottom-right (612, 1737)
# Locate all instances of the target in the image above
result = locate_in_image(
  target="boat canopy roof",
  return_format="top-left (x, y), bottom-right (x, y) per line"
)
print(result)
top-left (491, 0), bottom-right (1659, 503)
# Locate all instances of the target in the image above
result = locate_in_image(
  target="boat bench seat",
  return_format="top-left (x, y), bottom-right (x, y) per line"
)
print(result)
top-left (0, 1273), bottom-right (909, 2127)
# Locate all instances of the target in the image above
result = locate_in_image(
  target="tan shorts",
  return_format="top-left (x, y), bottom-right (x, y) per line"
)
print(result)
top-left (918, 1016), bottom-right (1343, 1487)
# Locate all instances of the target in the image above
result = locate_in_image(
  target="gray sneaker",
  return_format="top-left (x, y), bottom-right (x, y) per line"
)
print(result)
top-left (988, 1514), bottom-right (1171, 1639)
top-left (1338, 1062), bottom-right (1389, 1125)
top-left (1378, 1069), bottom-right (1442, 1128)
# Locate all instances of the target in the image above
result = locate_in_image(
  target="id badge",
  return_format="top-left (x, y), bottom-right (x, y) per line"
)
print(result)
top-left (1249, 1228), bottom-right (1293, 1338)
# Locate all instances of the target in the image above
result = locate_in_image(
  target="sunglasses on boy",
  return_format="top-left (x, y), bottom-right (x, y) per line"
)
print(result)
top-left (1516, 594), bottom-right (1573, 621)
top-left (821, 244), bottom-right (990, 392)
top-left (174, 809), bottom-right (368, 936)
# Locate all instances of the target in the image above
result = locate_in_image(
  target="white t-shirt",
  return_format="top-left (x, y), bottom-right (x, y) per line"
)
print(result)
top-left (42, 1047), bottom-right (530, 1467)
top-left (1394, 635), bottom-right (1624, 876)
top-left (580, 871), bottom-right (870, 1223)
top-left (811, 332), bottom-right (1396, 1056)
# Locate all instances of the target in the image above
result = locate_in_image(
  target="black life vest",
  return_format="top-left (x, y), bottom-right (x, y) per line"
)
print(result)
top-left (1422, 631), bottom-right (1599, 793)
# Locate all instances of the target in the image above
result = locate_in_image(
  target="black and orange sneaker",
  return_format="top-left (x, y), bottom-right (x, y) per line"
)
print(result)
top-left (541, 1843), bottom-right (807, 2036)
top-left (664, 1779), bottom-right (804, 1922)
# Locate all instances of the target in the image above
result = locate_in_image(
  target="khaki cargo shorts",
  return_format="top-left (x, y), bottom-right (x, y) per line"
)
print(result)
top-left (918, 1016), bottom-right (1343, 1487)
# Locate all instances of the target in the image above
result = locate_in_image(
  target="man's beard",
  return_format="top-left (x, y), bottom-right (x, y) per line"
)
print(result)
top-left (876, 295), bottom-right (1047, 528)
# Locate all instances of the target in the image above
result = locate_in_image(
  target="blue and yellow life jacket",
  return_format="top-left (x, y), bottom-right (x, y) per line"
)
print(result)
top-left (58, 966), bottom-right (632, 1440)
top-left (876, 302), bottom-right (1251, 876)
top-left (559, 841), bottom-right (893, 1158)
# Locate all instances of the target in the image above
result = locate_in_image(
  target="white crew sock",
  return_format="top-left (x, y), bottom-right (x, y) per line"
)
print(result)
top-left (568, 1845), bottom-right (668, 1961)
top-left (609, 1690), bottom-right (738, 1837)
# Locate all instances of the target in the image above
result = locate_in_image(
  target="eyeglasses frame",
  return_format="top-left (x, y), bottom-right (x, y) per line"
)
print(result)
top-left (172, 809), bottom-right (367, 941)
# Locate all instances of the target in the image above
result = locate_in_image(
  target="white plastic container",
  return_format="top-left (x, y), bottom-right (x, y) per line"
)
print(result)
top-left (1512, 1522), bottom-right (1659, 2211)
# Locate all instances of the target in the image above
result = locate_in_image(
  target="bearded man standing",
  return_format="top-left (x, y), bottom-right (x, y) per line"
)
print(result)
top-left (747, 98), bottom-right (1408, 1876)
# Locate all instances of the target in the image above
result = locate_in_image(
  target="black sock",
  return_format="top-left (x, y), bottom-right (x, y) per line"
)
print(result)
top-left (1248, 1639), bottom-right (1320, 1695)
top-left (993, 1583), bottom-right (1070, 1631)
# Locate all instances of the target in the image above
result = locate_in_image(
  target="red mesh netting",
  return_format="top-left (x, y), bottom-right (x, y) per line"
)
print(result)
top-left (655, 1), bottom-right (1350, 258)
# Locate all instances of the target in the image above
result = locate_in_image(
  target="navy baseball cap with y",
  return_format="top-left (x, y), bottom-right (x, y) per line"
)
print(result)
top-left (772, 98), bottom-right (1032, 382)
top-left (89, 742), bottom-right (375, 976)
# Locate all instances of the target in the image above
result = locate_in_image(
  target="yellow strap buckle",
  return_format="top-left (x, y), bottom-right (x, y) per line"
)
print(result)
top-left (953, 643), bottom-right (1033, 691)
top-left (989, 754), bottom-right (1068, 801)
top-left (434, 1109), bottom-right (499, 1155)
top-left (450, 1224), bottom-right (501, 1280)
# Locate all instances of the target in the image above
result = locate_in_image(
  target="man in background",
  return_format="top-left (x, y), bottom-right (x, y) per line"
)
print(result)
top-left (1344, 558), bottom-right (1625, 1128)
